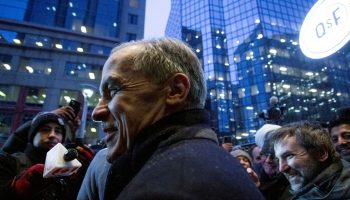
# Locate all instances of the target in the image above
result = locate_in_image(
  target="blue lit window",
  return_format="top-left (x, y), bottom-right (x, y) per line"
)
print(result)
top-left (128, 14), bottom-right (138, 25)
top-left (65, 62), bottom-right (102, 80)
top-left (126, 33), bottom-right (137, 41)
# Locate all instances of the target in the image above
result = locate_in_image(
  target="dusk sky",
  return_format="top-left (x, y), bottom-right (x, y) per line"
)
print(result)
top-left (144, 0), bottom-right (171, 38)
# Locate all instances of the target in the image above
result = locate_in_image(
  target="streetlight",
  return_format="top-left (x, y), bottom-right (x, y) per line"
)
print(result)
top-left (77, 84), bottom-right (96, 142)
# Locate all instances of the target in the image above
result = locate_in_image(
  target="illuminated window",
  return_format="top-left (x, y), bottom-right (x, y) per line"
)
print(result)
top-left (59, 90), bottom-right (79, 106)
top-left (251, 85), bottom-right (259, 96)
top-left (19, 57), bottom-right (52, 75)
top-left (238, 88), bottom-right (245, 98)
top-left (25, 87), bottom-right (46, 107)
top-left (0, 85), bottom-right (20, 106)
top-left (65, 62), bottom-right (102, 80)
top-left (0, 54), bottom-right (12, 71)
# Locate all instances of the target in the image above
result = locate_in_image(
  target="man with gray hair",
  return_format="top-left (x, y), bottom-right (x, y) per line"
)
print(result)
top-left (271, 121), bottom-right (350, 199)
top-left (91, 38), bottom-right (263, 199)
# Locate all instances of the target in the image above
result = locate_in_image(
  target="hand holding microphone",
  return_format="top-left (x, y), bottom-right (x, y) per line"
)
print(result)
top-left (43, 143), bottom-right (82, 178)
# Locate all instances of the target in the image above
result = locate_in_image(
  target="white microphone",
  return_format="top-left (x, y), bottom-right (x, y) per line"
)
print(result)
top-left (43, 143), bottom-right (82, 178)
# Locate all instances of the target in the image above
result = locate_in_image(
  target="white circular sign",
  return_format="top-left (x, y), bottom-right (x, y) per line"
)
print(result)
top-left (299, 0), bottom-right (350, 59)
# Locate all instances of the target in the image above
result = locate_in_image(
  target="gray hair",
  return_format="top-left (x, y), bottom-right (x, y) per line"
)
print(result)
top-left (270, 121), bottom-right (339, 163)
top-left (111, 37), bottom-right (206, 109)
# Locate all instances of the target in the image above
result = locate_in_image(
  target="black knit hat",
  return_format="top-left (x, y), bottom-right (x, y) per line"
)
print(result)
top-left (28, 112), bottom-right (66, 144)
top-left (329, 107), bottom-right (350, 131)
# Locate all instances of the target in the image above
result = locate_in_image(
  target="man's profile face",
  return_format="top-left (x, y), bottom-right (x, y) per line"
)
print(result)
top-left (94, 46), bottom-right (169, 160)
top-left (33, 122), bottom-right (63, 149)
top-left (274, 136), bottom-right (323, 192)
top-left (330, 124), bottom-right (350, 162)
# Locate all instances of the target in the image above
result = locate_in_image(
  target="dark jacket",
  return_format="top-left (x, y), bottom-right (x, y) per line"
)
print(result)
top-left (291, 159), bottom-right (350, 199)
top-left (104, 109), bottom-right (264, 200)
top-left (2, 121), bottom-right (31, 154)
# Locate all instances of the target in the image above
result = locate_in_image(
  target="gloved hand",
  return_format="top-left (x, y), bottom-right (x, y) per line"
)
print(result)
top-left (11, 164), bottom-right (53, 197)
top-left (63, 143), bottom-right (95, 200)
top-left (65, 143), bottom-right (94, 167)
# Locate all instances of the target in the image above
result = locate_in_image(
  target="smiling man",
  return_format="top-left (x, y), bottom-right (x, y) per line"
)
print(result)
top-left (271, 121), bottom-right (350, 199)
top-left (91, 38), bottom-right (264, 199)
top-left (329, 107), bottom-right (350, 162)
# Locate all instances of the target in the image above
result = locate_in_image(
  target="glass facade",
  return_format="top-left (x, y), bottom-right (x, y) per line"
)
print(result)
top-left (0, 0), bottom-right (145, 145)
top-left (166, 0), bottom-right (350, 144)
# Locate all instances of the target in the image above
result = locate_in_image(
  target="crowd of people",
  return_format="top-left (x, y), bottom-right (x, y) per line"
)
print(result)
top-left (1, 37), bottom-right (350, 199)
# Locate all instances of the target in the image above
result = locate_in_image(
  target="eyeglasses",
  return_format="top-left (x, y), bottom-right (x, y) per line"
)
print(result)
top-left (259, 153), bottom-right (277, 162)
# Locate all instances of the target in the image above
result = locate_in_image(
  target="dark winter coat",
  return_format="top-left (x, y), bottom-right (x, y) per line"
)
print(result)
top-left (104, 109), bottom-right (264, 200)
top-left (291, 159), bottom-right (350, 199)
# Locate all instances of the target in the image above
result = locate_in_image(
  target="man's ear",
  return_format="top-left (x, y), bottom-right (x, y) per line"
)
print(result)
top-left (165, 73), bottom-right (190, 106)
top-left (319, 145), bottom-right (329, 162)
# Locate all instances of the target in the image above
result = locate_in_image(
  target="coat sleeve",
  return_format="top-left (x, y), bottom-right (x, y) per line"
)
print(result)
top-left (2, 121), bottom-right (31, 154)
top-left (0, 151), bottom-right (19, 198)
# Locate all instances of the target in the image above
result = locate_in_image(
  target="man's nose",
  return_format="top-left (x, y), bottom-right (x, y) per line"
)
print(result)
top-left (279, 160), bottom-right (289, 173)
top-left (92, 100), bottom-right (110, 122)
top-left (48, 129), bottom-right (59, 137)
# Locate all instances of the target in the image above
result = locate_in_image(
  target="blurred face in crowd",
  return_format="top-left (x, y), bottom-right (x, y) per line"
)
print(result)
top-left (274, 135), bottom-right (324, 191)
top-left (251, 146), bottom-right (263, 164)
top-left (92, 46), bottom-right (171, 162)
top-left (330, 124), bottom-right (350, 162)
top-left (261, 152), bottom-right (279, 178)
top-left (33, 122), bottom-right (63, 149)
top-left (237, 156), bottom-right (251, 169)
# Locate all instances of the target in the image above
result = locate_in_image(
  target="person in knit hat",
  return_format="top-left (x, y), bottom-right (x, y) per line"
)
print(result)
top-left (0, 112), bottom-right (66, 199)
top-left (28, 112), bottom-right (66, 147)
top-left (231, 149), bottom-right (253, 169)
top-left (231, 149), bottom-right (260, 187)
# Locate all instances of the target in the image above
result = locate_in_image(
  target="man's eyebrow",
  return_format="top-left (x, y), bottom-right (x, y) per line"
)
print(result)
top-left (100, 76), bottom-right (125, 92)
top-left (279, 150), bottom-right (292, 158)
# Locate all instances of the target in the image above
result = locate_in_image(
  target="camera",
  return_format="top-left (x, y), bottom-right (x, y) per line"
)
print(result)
top-left (69, 100), bottom-right (81, 115)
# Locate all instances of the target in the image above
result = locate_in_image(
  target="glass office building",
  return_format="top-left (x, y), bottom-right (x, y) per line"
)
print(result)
top-left (0, 0), bottom-right (145, 145)
top-left (166, 0), bottom-right (350, 144)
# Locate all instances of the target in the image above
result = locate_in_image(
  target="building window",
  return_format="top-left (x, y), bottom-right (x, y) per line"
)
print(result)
top-left (19, 57), bottom-right (52, 75)
top-left (129, 0), bottom-right (139, 7)
top-left (126, 33), bottom-right (137, 41)
top-left (0, 85), bottom-right (20, 106)
top-left (26, 87), bottom-right (46, 107)
top-left (128, 14), bottom-right (138, 25)
top-left (0, 112), bottom-right (12, 139)
top-left (59, 90), bottom-right (80, 106)
top-left (0, 54), bottom-right (12, 71)
top-left (64, 62), bottom-right (102, 80)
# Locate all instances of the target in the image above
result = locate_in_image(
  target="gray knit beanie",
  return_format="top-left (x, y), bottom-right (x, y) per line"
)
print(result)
top-left (28, 112), bottom-right (66, 144)
top-left (230, 149), bottom-right (253, 166)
